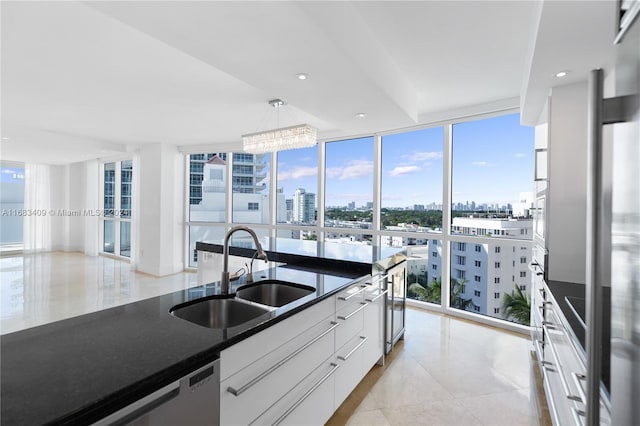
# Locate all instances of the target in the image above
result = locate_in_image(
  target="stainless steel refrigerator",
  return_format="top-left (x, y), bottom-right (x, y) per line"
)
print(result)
top-left (587, 2), bottom-right (639, 425)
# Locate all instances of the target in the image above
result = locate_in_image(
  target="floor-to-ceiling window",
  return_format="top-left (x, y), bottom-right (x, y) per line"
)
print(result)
top-left (449, 113), bottom-right (534, 324)
top-left (0, 162), bottom-right (25, 252)
top-left (187, 153), bottom-right (227, 267)
top-left (324, 136), bottom-right (374, 254)
top-left (101, 160), bottom-right (133, 258)
top-left (381, 127), bottom-right (444, 306)
top-left (184, 111), bottom-right (534, 328)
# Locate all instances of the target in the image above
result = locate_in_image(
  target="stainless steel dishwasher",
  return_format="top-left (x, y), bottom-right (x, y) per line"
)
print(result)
top-left (92, 359), bottom-right (220, 426)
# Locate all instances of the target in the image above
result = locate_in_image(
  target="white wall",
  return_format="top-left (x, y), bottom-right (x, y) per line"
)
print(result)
top-left (547, 82), bottom-right (588, 284)
top-left (49, 165), bottom-right (67, 251)
top-left (137, 143), bottom-right (184, 276)
top-left (47, 161), bottom-right (98, 254)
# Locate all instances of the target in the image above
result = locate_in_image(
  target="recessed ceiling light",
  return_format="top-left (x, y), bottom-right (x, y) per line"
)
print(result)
top-left (555, 71), bottom-right (568, 78)
top-left (355, 113), bottom-right (366, 118)
top-left (296, 73), bottom-right (308, 80)
top-left (1, 137), bottom-right (9, 141)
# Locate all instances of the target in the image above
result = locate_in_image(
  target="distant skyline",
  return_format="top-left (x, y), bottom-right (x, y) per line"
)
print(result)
top-left (275, 113), bottom-right (533, 208)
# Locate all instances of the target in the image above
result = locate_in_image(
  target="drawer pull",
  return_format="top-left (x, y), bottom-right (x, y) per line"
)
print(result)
top-left (365, 289), bottom-right (388, 303)
top-left (338, 336), bottom-right (367, 361)
top-left (367, 274), bottom-right (388, 285)
top-left (272, 363), bottom-right (340, 426)
top-left (337, 302), bottom-right (367, 320)
top-left (571, 407), bottom-right (586, 426)
top-left (227, 321), bottom-right (340, 397)
top-left (572, 371), bottom-right (587, 403)
top-left (543, 330), bottom-right (583, 403)
top-left (338, 285), bottom-right (368, 301)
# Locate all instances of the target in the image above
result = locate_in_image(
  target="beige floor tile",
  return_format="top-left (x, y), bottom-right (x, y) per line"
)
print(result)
top-left (381, 400), bottom-right (482, 426)
top-left (1, 252), bottom-right (198, 334)
top-left (457, 388), bottom-right (537, 426)
top-left (345, 409), bottom-right (391, 426)
top-left (364, 352), bottom-right (454, 409)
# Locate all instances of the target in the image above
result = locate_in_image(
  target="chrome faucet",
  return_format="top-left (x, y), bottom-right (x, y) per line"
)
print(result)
top-left (221, 226), bottom-right (268, 294)
top-left (247, 249), bottom-right (269, 283)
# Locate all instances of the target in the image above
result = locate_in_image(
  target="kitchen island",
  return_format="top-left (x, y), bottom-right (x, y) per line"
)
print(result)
top-left (1, 245), bottom-right (404, 425)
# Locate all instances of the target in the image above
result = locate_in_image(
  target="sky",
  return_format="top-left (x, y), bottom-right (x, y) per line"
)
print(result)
top-left (274, 113), bottom-right (534, 209)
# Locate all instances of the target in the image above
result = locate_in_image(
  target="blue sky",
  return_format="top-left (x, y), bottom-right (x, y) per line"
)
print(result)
top-left (275, 113), bottom-right (534, 208)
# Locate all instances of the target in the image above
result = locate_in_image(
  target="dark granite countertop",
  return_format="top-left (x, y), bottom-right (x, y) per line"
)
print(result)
top-left (0, 267), bottom-right (363, 426)
top-left (195, 240), bottom-right (406, 278)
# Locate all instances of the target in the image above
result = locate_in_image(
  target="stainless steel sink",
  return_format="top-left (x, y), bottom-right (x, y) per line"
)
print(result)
top-left (170, 298), bottom-right (270, 329)
top-left (235, 280), bottom-right (315, 307)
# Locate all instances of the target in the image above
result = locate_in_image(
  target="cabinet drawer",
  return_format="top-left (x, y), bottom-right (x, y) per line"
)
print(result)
top-left (220, 295), bottom-right (335, 380)
top-left (335, 301), bottom-right (365, 350)
top-left (220, 316), bottom-right (337, 425)
top-left (336, 282), bottom-right (367, 311)
top-left (335, 334), bottom-right (367, 408)
top-left (252, 356), bottom-right (338, 426)
top-left (362, 288), bottom-right (385, 370)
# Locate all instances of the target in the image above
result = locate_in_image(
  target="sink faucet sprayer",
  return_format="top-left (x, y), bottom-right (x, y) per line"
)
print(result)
top-left (221, 226), bottom-right (268, 294)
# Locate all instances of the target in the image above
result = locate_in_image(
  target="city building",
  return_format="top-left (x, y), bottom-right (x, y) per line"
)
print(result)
top-left (189, 154), bottom-right (285, 224)
top-left (402, 217), bottom-right (533, 321)
top-left (292, 188), bottom-right (315, 223)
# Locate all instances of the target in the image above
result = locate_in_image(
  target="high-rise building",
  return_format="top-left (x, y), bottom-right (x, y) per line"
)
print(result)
top-left (190, 153), bottom-right (284, 224)
top-left (189, 153), bottom-right (268, 205)
top-left (293, 188), bottom-right (316, 223)
top-left (401, 216), bottom-right (532, 322)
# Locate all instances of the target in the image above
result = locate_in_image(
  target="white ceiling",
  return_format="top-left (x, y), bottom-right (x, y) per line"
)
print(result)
top-left (0, 1), bottom-right (617, 165)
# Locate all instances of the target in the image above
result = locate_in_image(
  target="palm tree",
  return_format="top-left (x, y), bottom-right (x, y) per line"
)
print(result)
top-left (502, 284), bottom-right (531, 325)
top-left (408, 277), bottom-right (476, 311)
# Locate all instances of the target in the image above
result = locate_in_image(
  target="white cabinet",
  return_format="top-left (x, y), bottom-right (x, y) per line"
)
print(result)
top-left (219, 297), bottom-right (336, 425)
top-left (362, 284), bottom-right (386, 369)
top-left (253, 357), bottom-right (338, 426)
top-left (219, 274), bottom-right (384, 425)
top-left (334, 334), bottom-right (367, 408)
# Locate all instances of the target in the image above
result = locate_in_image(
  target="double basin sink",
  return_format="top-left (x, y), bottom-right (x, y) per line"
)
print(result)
top-left (170, 280), bottom-right (316, 329)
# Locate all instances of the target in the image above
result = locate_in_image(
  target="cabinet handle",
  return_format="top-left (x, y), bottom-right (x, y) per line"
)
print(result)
top-left (367, 274), bottom-right (388, 285)
top-left (272, 363), bottom-right (340, 426)
top-left (227, 321), bottom-right (340, 397)
top-left (542, 326), bottom-right (583, 403)
top-left (338, 285), bottom-right (368, 301)
top-left (571, 407), bottom-right (586, 426)
top-left (365, 289), bottom-right (388, 303)
top-left (337, 302), bottom-right (367, 320)
top-left (572, 372), bottom-right (587, 404)
top-left (338, 336), bottom-right (367, 361)
top-left (541, 320), bottom-right (557, 330)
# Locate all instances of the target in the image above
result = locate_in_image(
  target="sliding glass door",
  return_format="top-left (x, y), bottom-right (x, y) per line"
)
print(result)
top-left (101, 160), bottom-right (133, 258)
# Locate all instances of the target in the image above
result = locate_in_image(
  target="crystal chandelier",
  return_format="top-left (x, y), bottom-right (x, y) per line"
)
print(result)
top-left (242, 99), bottom-right (317, 153)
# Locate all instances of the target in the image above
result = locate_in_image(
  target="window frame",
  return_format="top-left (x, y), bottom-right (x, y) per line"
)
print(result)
top-left (182, 108), bottom-right (533, 334)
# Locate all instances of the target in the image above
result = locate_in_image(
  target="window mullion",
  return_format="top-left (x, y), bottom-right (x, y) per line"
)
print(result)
top-left (442, 124), bottom-right (453, 312)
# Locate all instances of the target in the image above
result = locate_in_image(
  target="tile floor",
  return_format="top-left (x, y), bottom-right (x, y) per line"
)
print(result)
top-left (0, 252), bottom-right (198, 334)
top-left (1, 252), bottom-right (549, 425)
top-left (327, 307), bottom-right (549, 425)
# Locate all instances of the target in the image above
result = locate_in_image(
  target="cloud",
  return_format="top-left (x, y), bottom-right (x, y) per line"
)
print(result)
top-left (327, 160), bottom-right (373, 180)
top-left (471, 161), bottom-right (496, 167)
top-left (278, 166), bottom-right (317, 181)
top-left (390, 165), bottom-right (420, 176)
top-left (514, 153), bottom-right (526, 158)
top-left (402, 151), bottom-right (443, 162)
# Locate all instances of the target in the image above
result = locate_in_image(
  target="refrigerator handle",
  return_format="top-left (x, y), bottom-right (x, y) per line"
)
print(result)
top-left (585, 68), bottom-right (605, 426)
top-left (586, 69), bottom-right (637, 426)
